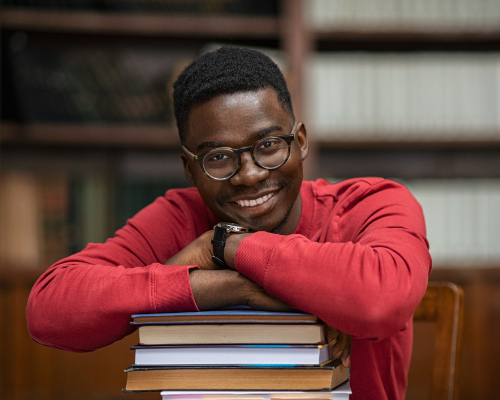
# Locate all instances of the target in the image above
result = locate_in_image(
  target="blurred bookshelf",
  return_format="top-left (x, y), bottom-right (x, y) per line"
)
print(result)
top-left (1, 122), bottom-right (179, 147)
top-left (0, 0), bottom-right (284, 275)
top-left (1, 1), bottom-right (500, 262)
top-left (1, 0), bottom-right (500, 269)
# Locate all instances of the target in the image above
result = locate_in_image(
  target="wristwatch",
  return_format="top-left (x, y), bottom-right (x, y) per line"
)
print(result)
top-left (211, 222), bottom-right (254, 268)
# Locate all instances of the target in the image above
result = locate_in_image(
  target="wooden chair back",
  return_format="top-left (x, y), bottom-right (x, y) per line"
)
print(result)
top-left (413, 281), bottom-right (464, 400)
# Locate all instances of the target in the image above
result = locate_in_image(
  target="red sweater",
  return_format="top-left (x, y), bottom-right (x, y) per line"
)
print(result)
top-left (27, 178), bottom-right (431, 400)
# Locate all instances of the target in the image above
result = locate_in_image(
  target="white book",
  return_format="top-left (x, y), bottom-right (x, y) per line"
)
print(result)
top-left (497, 59), bottom-right (500, 131)
top-left (406, 178), bottom-right (500, 267)
top-left (308, 52), bottom-right (500, 141)
top-left (486, 182), bottom-right (500, 261)
top-left (133, 344), bottom-right (331, 366)
top-left (160, 381), bottom-right (352, 400)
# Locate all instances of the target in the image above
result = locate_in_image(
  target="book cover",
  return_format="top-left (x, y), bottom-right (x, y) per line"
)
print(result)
top-left (159, 381), bottom-right (352, 400)
top-left (124, 359), bottom-right (348, 392)
top-left (136, 323), bottom-right (326, 345)
top-left (132, 306), bottom-right (320, 325)
top-left (132, 343), bottom-right (330, 366)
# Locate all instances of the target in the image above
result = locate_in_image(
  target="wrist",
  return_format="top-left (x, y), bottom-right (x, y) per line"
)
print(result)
top-left (211, 223), bottom-right (253, 269)
top-left (189, 269), bottom-right (251, 310)
top-left (224, 232), bottom-right (252, 269)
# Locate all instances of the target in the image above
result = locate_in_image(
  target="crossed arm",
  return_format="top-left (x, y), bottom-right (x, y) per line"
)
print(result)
top-left (27, 180), bottom-right (429, 364)
top-left (165, 230), bottom-right (352, 367)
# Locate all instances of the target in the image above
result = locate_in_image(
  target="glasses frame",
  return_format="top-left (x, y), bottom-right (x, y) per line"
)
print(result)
top-left (182, 123), bottom-right (297, 181)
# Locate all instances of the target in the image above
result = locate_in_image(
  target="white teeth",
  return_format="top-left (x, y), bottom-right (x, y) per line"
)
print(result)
top-left (237, 192), bottom-right (275, 207)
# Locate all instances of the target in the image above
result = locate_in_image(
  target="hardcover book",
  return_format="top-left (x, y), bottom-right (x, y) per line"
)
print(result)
top-left (132, 307), bottom-right (326, 345)
top-left (135, 323), bottom-right (326, 346)
top-left (131, 307), bottom-right (321, 325)
top-left (124, 359), bottom-right (348, 392)
top-left (160, 381), bottom-right (352, 400)
top-left (132, 343), bottom-right (331, 366)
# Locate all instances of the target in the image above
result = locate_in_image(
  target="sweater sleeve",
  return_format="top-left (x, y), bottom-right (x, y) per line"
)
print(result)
top-left (26, 190), bottom-right (207, 352)
top-left (235, 180), bottom-right (431, 341)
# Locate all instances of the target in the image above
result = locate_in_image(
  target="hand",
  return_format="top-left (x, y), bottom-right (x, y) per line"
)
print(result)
top-left (164, 230), bottom-right (219, 269)
top-left (327, 325), bottom-right (351, 368)
top-left (240, 276), bottom-right (296, 312)
top-left (189, 269), bottom-right (294, 312)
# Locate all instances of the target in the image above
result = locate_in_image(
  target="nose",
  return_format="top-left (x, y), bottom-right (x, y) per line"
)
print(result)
top-left (229, 151), bottom-right (269, 186)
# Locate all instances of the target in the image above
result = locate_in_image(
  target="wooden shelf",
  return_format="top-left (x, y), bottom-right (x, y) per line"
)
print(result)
top-left (4, 8), bottom-right (500, 42)
top-left (0, 122), bottom-right (181, 149)
top-left (0, 267), bottom-right (43, 283)
top-left (315, 136), bottom-right (500, 149)
top-left (3, 122), bottom-right (500, 150)
top-left (0, 8), bottom-right (279, 38)
top-left (313, 26), bottom-right (500, 43)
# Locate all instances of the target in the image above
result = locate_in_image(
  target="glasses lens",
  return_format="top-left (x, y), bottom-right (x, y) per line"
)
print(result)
top-left (254, 137), bottom-right (289, 169)
top-left (203, 149), bottom-right (239, 179)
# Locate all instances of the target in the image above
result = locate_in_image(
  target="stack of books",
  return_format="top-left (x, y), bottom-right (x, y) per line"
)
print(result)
top-left (124, 306), bottom-right (349, 397)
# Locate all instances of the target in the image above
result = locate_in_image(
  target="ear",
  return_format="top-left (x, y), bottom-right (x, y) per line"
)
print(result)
top-left (180, 153), bottom-right (196, 186)
top-left (296, 122), bottom-right (308, 161)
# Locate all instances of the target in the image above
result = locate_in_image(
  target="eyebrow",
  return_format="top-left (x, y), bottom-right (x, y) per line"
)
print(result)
top-left (195, 125), bottom-right (284, 152)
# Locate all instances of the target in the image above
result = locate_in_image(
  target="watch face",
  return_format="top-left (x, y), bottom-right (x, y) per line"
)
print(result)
top-left (215, 222), bottom-right (253, 233)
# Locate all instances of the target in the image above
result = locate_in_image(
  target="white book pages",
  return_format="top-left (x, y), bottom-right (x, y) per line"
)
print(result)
top-left (497, 58), bottom-right (500, 131)
top-left (442, 58), bottom-right (459, 134)
top-left (487, 185), bottom-right (500, 261)
top-left (390, 55), bottom-right (409, 134)
top-left (487, 0), bottom-right (500, 25)
top-left (306, 0), bottom-right (500, 28)
top-left (306, 53), bottom-right (500, 141)
top-left (134, 345), bottom-right (330, 366)
top-left (455, 0), bottom-right (469, 26)
top-left (404, 179), bottom-right (500, 266)
top-left (305, 0), bottom-right (326, 29)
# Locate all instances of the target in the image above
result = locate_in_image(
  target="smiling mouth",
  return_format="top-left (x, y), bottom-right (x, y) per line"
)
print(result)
top-left (235, 191), bottom-right (276, 207)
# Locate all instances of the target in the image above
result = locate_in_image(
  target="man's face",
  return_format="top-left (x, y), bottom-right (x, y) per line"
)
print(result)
top-left (181, 87), bottom-right (308, 235)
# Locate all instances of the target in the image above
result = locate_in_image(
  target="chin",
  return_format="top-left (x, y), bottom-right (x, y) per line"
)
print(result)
top-left (248, 210), bottom-right (292, 234)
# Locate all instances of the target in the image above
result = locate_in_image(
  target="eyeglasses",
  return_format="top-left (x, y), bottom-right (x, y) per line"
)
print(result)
top-left (182, 123), bottom-right (297, 181)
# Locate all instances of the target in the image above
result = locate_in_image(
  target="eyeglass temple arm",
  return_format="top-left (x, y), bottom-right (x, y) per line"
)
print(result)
top-left (181, 144), bottom-right (197, 161)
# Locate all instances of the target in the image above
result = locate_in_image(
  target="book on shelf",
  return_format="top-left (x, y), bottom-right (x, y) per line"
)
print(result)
top-left (306, 0), bottom-right (500, 29)
top-left (132, 343), bottom-right (331, 366)
top-left (307, 52), bottom-right (500, 142)
top-left (124, 359), bottom-right (348, 392)
top-left (5, 30), bottom-right (186, 125)
top-left (131, 308), bottom-right (326, 345)
top-left (1, 0), bottom-right (279, 16)
top-left (0, 171), bottom-right (41, 268)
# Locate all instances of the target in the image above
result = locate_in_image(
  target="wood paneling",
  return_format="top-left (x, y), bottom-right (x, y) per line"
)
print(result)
top-left (408, 268), bottom-right (500, 400)
top-left (1, 267), bottom-right (500, 399)
top-left (0, 270), bottom-right (156, 400)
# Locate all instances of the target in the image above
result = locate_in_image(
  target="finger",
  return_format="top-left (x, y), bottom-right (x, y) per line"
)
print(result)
top-left (326, 326), bottom-right (340, 345)
top-left (340, 349), bottom-right (351, 368)
top-left (331, 332), bottom-right (351, 360)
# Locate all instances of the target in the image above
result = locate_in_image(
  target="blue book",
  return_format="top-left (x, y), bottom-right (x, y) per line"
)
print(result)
top-left (131, 306), bottom-right (320, 325)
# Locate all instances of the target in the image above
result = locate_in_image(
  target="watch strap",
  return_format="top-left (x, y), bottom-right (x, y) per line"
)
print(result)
top-left (211, 223), bottom-right (254, 269)
top-left (211, 225), bottom-right (229, 268)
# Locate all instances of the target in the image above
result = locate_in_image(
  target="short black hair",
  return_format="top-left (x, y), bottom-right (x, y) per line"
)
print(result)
top-left (172, 46), bottom-right (294, 142)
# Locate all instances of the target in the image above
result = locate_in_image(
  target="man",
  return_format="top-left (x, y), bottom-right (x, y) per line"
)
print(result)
top-left (27, 46), bottom-right (431, 400)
